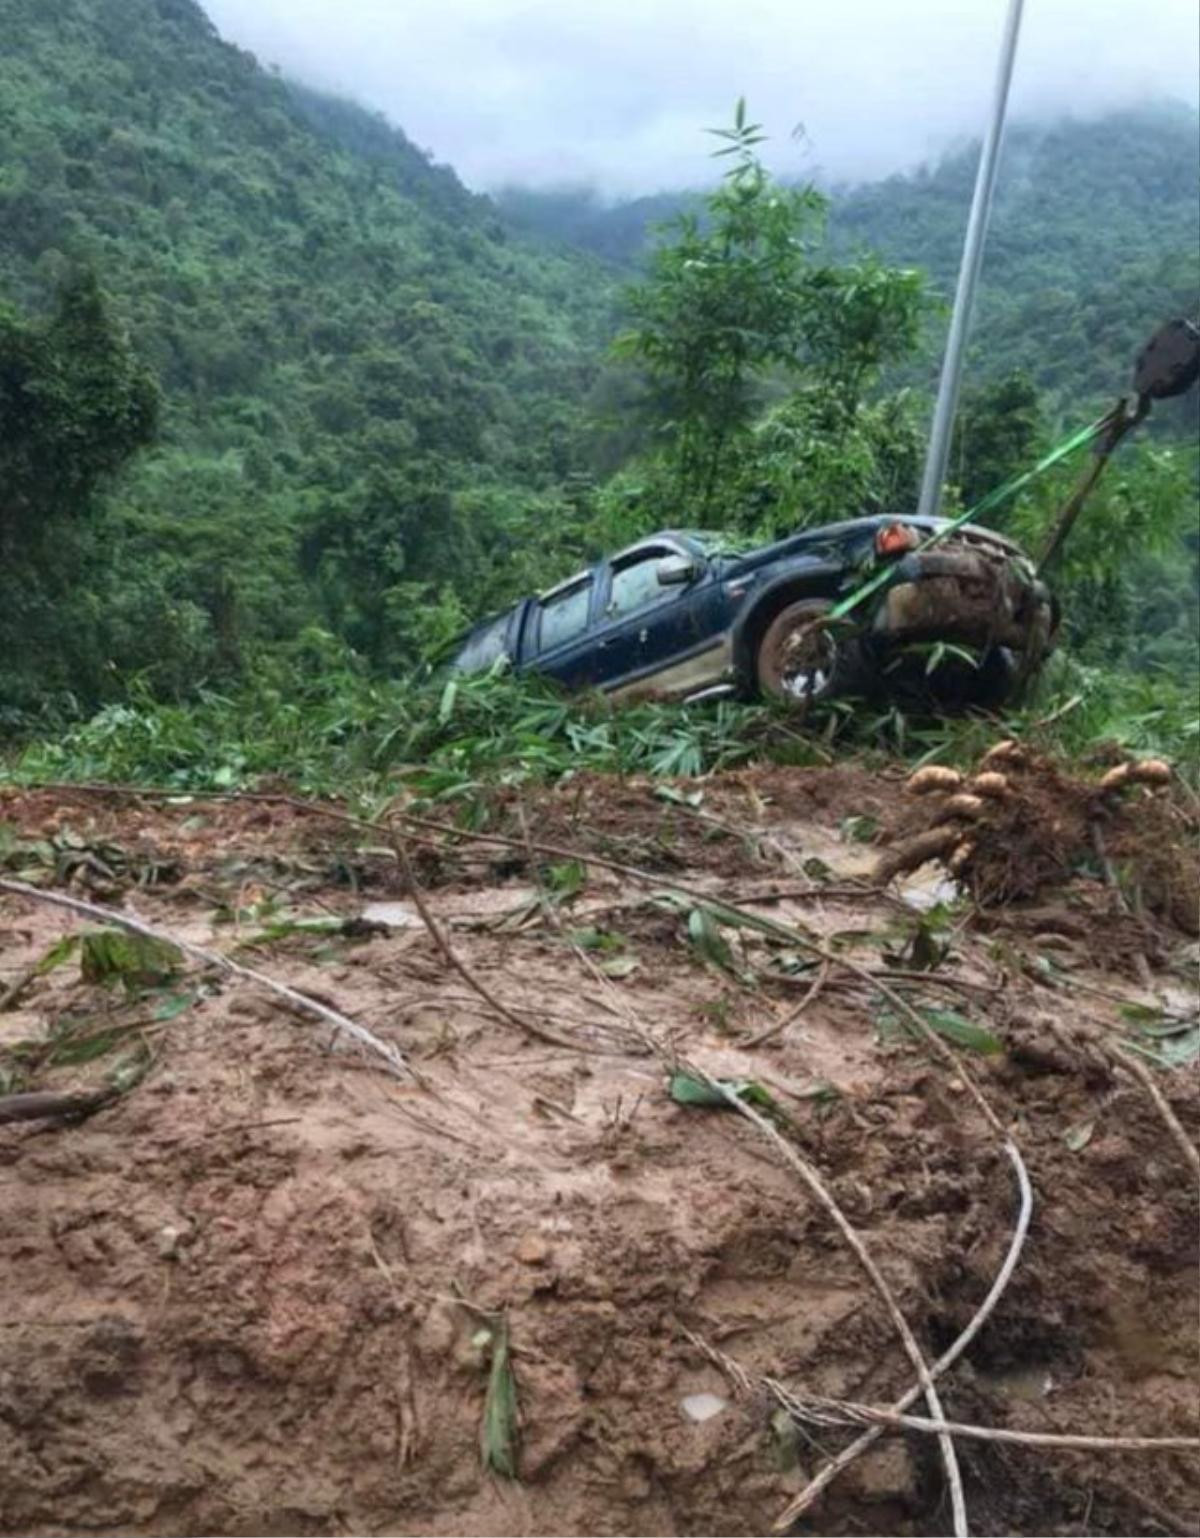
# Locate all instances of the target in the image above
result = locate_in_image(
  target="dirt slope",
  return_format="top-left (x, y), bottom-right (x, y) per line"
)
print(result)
top-left (0, 768), bottom-right (1197, 1537)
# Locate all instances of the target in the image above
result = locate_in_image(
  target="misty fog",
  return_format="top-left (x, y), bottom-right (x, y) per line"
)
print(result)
top-left (200, 0), bottom-right (1199, 196)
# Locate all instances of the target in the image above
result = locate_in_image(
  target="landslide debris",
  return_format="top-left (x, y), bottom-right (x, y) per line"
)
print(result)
top-left (0, 765), bottom-right (1196, 1538)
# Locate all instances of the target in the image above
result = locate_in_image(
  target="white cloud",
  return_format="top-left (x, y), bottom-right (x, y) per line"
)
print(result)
top-left (200, 0), bottom-right (1200, 195)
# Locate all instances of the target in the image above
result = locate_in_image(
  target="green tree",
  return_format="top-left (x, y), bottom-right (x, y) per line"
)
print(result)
top-left (951, 371), bottom-right (1043, 512)
top-left (0, 272), bottom-right (158, 555)
top-left (0, 274), bottom-right (159, 718)
top-left (615, 102), bottom-right (926, 521)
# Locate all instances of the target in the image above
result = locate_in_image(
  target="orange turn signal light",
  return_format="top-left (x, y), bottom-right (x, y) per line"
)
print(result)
top-left (875, 522), bottom-right (920, 557)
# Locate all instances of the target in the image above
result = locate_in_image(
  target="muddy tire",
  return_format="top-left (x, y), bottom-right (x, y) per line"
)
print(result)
top-left (754, 598), bottom-right (859, 708)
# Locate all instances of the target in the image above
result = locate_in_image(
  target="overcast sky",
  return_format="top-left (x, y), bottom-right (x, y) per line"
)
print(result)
top-left (201, 0), bottom-right (1199, 197)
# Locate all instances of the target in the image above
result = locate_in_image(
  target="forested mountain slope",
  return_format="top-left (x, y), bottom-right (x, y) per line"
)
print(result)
top-left (1, 0), bottom-right (1195, 725)
top-left (0, 0), bottom-right (612, 708)
top-left (835, 109), bottom-right (1199, 407)
top-left (497, 108), bottom-right (1200, 410)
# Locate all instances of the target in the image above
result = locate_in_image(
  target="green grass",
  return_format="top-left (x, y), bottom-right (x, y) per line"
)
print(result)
top-left (4, 650), bottom-right (1197, 805)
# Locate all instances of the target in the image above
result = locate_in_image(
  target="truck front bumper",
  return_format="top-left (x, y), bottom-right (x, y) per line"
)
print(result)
top-left (870, 547), bottom-right (1056, 654)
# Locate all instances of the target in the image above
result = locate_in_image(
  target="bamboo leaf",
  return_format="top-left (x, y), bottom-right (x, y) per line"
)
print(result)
top-left (81, 930), bottom-right (181, 992)
top-left (33, 934), bottom-right (81, 976)
top-left (918, 1007), bottom-right (1002, 1056)
top-left (669, 1071), bottom-right (775, 1110)
top-left (687, 907), bottom-right (735, 972)
top-left (480, 1316), bottom-right (519, 1479)
top-left (438, 678), bottom-right (458, 725)
top-left (546, 859), bottom-right (586, 900)
top-left (153, 990), bottom-right (196, 1022)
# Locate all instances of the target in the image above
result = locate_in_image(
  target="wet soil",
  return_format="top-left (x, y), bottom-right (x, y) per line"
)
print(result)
top-left (1, 766), bottom-right (1197, 1537)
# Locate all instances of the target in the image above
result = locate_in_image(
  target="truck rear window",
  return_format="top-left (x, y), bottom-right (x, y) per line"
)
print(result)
top-left (454, 613), bottom-right (511, 673)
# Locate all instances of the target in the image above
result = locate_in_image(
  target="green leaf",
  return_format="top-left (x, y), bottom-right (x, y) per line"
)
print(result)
top-left (669, 1071), bottom-right (775, 1110)
top-left (107, 1044), bottom-right (152, 1095)
top-left (33, 934), bottom-right (81, 976)
top-left (153, 990), bottom-right (195, 1022)
top-left (438, 678), bottom-right (458, 725)
top-left (566, 928), bottom-right (623, 954)
top-left (599, 956), bottom-right (638, 979)
top-left (1064, 1118), bottom-right (1095, 1151)
top-left (49, 1029), bottom-right (124, 1067)
top-left (905, 916), bottom-right (949, 973)
top-left (1119, 1002), bottom-right (1162, 1024)
top-left (839, 813), bottom-right (878, 844)
top-left (687, 907), bottom-right (736, 973)
top-left (238, 914), bottom-right (348, 947)
top-left (655, 785), bottom-right (704, 809)
top-left (1124, 1024), bottom-right (1200, 1069)
top-left (81, 930), bottom-right (182, 992)
top-left (480, 1317), bottom-right (519, 1479)
top-left (546, 859), bottom-right (586, 900)
top-left (918, 1008), bottom-right (1003, 1056)
top-left (654, 892), bottom-right (810, 947)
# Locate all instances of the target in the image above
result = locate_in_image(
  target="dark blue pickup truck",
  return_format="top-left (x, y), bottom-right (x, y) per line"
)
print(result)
top-left (450, 514), bottom-right (1057, 709)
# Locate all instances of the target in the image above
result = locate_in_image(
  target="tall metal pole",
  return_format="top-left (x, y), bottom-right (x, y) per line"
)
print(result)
top-left (916, 0), bottom-right (1027, 520)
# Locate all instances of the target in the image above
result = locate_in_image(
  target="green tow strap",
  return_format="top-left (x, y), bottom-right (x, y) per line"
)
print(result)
top-left (828, 412), bottom-right (1110, 622)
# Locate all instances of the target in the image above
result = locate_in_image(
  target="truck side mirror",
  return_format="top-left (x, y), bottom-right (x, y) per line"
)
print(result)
top-left (656, 555), bottom-right (702, 587)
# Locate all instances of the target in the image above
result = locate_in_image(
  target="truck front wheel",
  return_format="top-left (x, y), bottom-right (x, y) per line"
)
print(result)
top-left (754, 599), bottom-right (862, 709)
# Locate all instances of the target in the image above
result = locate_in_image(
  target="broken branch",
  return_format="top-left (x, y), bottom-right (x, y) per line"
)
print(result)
top-left (774, 1386), bottom-right (1199, 1452)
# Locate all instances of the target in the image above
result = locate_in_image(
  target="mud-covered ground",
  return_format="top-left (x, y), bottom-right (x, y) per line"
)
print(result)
top-left (1, 764), bottom-right (1197, 1538)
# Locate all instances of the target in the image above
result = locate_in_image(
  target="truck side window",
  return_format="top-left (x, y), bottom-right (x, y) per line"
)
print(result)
top-left (607, 550), bottom-right (670, 619)
top-left (539, 579), bottom-right (592, 651)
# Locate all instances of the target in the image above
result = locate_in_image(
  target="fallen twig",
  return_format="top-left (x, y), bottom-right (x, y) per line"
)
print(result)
top-left (771, 1384), bottom-right (1199, 1452)
top-left (872, 969), bottom-right (1003, 996)
top-left (1107, 1042), bottom-right (1200, 1182)
top-left (0, 878), bottom-right (416, 1085)
top-left (214, 1115), bottom-right (304, 1135)
top-left (1097, 1474), bottom-right (1198, 1537)
top-left (774, 1139), bottom-right (1033, 1528)
top-left (379, 809), bottom-right (1008, 1137)
top-left (383, 826), bottom-right (631, 1056)
top-left (741, 962), bottom-right (830, 1048)
top-left (514, 801), bottom-right (651, 1055)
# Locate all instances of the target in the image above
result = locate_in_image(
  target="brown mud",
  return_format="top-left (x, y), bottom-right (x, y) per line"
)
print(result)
top-left (0, 765), bottom-right (1197, 1538)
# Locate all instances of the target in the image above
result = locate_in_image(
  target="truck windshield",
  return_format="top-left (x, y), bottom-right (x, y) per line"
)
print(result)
top-left (683, 530), bottom-right (760, 558)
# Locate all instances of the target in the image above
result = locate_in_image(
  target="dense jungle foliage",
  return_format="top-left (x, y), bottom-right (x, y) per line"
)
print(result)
top-left (0, 0), bottom-right (614, 716)
top-left (0, 0), bottom-right (1196, 788)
